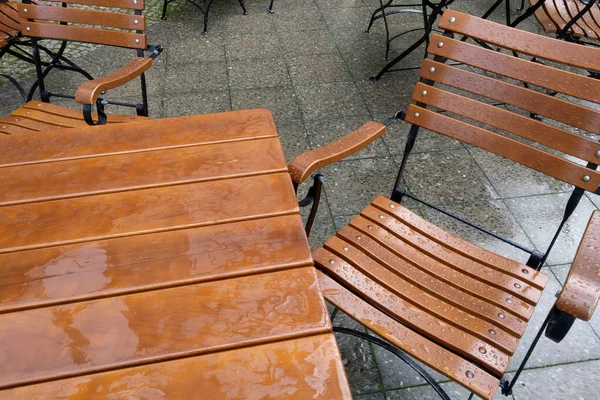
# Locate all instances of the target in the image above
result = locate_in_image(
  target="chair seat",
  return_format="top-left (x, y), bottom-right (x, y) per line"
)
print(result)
top-left (314, 195), bottom-right (549, 400)
top-left (0, 101), bottom-right (147, 135)
top-left (532, 0), bottom-right (600, 39)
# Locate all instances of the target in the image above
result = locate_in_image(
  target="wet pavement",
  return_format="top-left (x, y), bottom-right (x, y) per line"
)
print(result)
top-left (1, 0), bottom-right (599, 398)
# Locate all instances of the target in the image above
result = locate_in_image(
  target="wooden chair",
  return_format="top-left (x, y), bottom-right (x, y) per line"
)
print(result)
top-left (288, 10), bottom-right (600, 399)
top-left (0, 0), bottom-right (162, 134)
top-left (529, 0), bottom-right (600, 43)
top-left (0, 1), bottom-right (26, 99)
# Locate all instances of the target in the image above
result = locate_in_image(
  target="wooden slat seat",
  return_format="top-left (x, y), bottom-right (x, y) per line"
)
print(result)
top-left (0, 101), bottom-right (147, 135)
top-left (531, 0), bottom-right (600, 39)
top-left (314, 197), bottom-right (549, 398)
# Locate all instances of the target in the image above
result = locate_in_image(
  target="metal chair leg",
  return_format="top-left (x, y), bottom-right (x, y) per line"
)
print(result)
top-left (237, 0), bottom-right (248, 15)
top-left (268, 0), bottom-right (275, 13)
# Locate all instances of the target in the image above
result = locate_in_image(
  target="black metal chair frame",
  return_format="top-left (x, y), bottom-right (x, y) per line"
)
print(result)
top-left (161, 0), bottom-right (248, 34)
top-left (22, 0), bottom-right (163, 125)
top-left (297, 30), bottom-right (599, 400)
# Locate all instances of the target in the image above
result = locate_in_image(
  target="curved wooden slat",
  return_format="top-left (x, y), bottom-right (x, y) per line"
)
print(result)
top-left (315, 249), bottom-right (511, 377)
top-left (437, 10), bottom-right (600, 72)
top-left (411, 82), bottom-right (600, 165)
top-left (17, 4), bottom-right (146, 30)
top-left (427, 34), bottom-right (600, 104)
top-left (553, 0), bottom-right (586, 36)
top-left (419, 60), bottom-right (600, 135)
top-left (0, 172), bottom-right (299, 253)
top-left (0, 215), bottom-right (311, 314)
top-left (405, 105), bottom-right (600, 193)
top-left (0, 267), bottom-right (330, 390)
top-left (569, 0), bottom-right (600, 39)
top-left (0, 334), bottom-right (351, 400)
top-left (318, 271), bottom-right (500, 400)
top-left (42, 0), bottom-right (145, 11)
top-left (20, 21), bottom-right (146, 49)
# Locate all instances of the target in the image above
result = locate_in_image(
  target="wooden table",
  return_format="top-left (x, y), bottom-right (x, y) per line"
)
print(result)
top-left (0, 110), bottom-right (351, 399)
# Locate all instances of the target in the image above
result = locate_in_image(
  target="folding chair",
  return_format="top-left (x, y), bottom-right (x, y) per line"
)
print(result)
top-left (528, 0), bottom-right (599, 45)
top-left (289, 10), bottom-right (600, 399)
top-left (0, 0), bottom-right (162, 134)
top-left (161, 0), bottom-right (248, 34)
top-left (1, 1), bottom-right (27, 100)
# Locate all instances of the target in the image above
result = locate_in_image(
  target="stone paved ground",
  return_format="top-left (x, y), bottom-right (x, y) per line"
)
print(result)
top-left (1, 0), bottom-right (600, 399)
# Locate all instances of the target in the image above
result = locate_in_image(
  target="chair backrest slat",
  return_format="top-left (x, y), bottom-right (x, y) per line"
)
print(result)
top-left (18, 4), bottom-right (146, 31)
top-left (20, 21), bottom-right (146, 49)
top-left (430, 34), bottom-right (600, 104)
top-left (419, 59), bottom-right (599, 135)
top-left (0, 3), bottom-right (20, 33)
top-left (438, 9), bottom-right (600, 71)
top-left (411, 82), bottom-right (600, 165)
top-left (40, 0), bottom-right (144, 11)
top-left (405, 105), bottom-right (600, 192)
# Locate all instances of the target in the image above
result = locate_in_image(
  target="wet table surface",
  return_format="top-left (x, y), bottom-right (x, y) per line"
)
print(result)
top-left (0, 110), bottom-right (351, 399)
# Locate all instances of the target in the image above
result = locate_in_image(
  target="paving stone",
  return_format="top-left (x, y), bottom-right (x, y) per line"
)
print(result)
top-left (225, 33), bottom-right (283, 60)
top-left (501, 360), bottom-right (600, 400)
top-left (287, 53), bottom-right (352, 85)
top-left (321, 7), bottom-right (375, 32)
top-left (273, 8), bottom-right (327, 32)
top-left (278, 29), bottom-right (338, 57)
top-left (163, 90), bottom-right (231, 117)
top-left (469, 147), bottom-right (573, 199)
top-left (397, 148), bottom-right (500, 205)
top-left (586, 193), bottom-right (600, 209)
top-left (223, 12), bottom-right (276, 35)
top-left (167, 34), bottom-right (226, 62)
top-left (321, 157), bottom-right (399, 216)
top-left (275, 118), bottom-right (311, 163)
top-left (295, 81), bottom-right (370, 119)
top-left (227, 57), bottom-right (290, 89)
top-left (382, 124), bottom-right (464, 157)
top-left (299, 191), bottom-right (336, 250)
top-left (269, 0), bottom-right (317, 11)
top-left (386, 381), bottom-right (472, 400)
top-left (230, 86), bottom-right (302, 123)
top-left (504, 193), bottom-right (597, 265)
top-left (164, 61), bottom-right (228, 93)
top-left (316, 0), bottom-right (365, 9)
top-left (356, 72), bottom-right (420, 119)
top-left (355, 392), bottom-right (386, 400)
top-left (304, 115), bottom-right (389, 159)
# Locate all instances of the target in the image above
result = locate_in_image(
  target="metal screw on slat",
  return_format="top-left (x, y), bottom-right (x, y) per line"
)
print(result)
top-left (329, 259), bottom-right (335, 264)
top-left (1, 126), bottom-right (6, 129)
top-left (421, 90), bottom-right (427, 96)
top-left (437, 42), bottom-right (444, 48)
top-left (429, 67), bottom-right (435, 73)
top-left (343, 247), bottom-right (349, 251)
top-left (390, 204), bottom-right (395, 208)
top-left (134, 19), bottom-right (139, 25)
top-left (414, 112), bottom-right (420, 118)
top-left (582, 175), bottom-right (590, 182)
top-left (26, 27), bottom-right (30, 31)
top-left (133, 0), bottom-right (138, 3)
top-left (498, 313), bottom-right (505, 319)
top-left (596, 150), bottom-right (600, 157)
top-left (23, 8), bottom-right (27, 12)
top-left (506, 298), bottom-right (513, 304)
top-left (449, 16), bottom-right (456, 23)
top-left (514, 283), bottom-right (521, 289)
top-left (135, 39), bottom-right (140, 44)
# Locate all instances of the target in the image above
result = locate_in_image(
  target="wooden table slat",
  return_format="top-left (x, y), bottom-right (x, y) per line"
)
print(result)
top-left (0, 215), bottom-right (311, 314)
top-left (0, 172), bottom-right (298, 253)
top-left (0, 267), bottom-right (329, 389)
top-left (0, 137), bottom-right (287, 206)
top-left (0, 333), bottom-right (351, 399)
top-left (0, 110), bottom-right (277, 168)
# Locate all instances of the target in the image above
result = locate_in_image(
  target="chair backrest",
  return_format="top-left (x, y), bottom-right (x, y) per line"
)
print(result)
top-left (530, 0), bottom-right (600, 37)
top-left (0, 2), bottom-right (19, 47)
top-left (16, 0), bottom-right (147, 50)
top-left (396, 9), bottom-right (599, 264)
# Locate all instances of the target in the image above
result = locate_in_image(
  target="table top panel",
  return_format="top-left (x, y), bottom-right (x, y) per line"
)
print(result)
top-left (0, 172), bottom-right (298, 253)
top-left (0, 214), bottom-right (311, 314)
top-left (0, 137), bottom-right (287, 206)
top-left (0, 333), bottom-right (351, 399)
top-left (0, 110), bottom-right (277, 168)
top-left (0, 267), bottom-right (329, 389)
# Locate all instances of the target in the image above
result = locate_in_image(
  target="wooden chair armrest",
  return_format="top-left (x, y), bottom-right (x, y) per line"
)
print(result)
top-left (75, 57), bottom-right (153, 105)
top-left (287, 121), bottom-right (386, 184)
top-left (555, 210), bottom-right (600, 321)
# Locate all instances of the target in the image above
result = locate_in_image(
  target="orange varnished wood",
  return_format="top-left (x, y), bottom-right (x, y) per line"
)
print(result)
top-left (529, 0), bottom-right (600, 38)
top-left (315, 249), bottom-right (511, 377)
top-left (427, 34), bottom-right (600, 104)
top-left (405, 105), bottom-right (600, 192)
top-left (75, 58), bottom-right (152, 104)
top-left (0, 109), bottom-right (277, 167)
top-left (438, 9), bottom-right (600, 72)
top-left (0, 215), bottom-right (311, 314)
top-left (0, 137), bottom-right (287, 205)
top-left (0, 123), bottom-right (35, 135)
top-left (412, 83), bottom-right (600, 165)
top-left (556, 211), bottom-right (600, 321)
top-left (20, 22), bottom-right (147, 49)
top-left (42, 0), bottom-right (145, 10)
top-left (0, 172), bottom-right (298, 253)
top-left (370, 196), bottom-right (548, 290)
top-left (288, 121), bottom-right (386, 184)
top-left (17, 4), bottom-right (146, 31)
top-left (0, 267), bottom-right (330, 389)
top-left (419, 60), bottom-right (600, 136)
top-left (318, 272), bottom-right (500, 400)
top-left (337, 220), bottom-right (528, 337)
top-left (0, 2), bottom-right (19, 35)
top-left (0, 334), bottom-right (351, 400)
